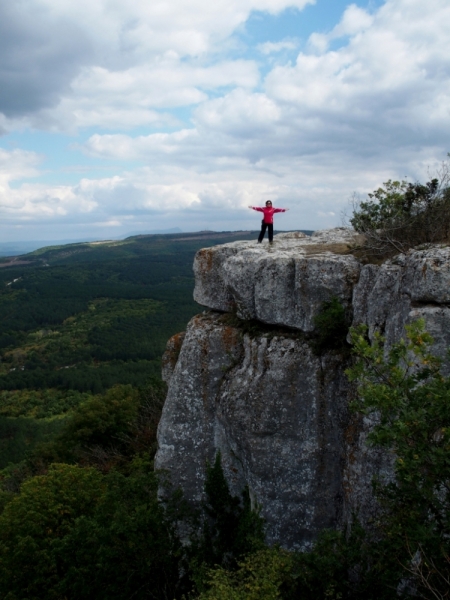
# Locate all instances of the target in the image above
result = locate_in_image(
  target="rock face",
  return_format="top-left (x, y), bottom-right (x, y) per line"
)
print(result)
top-left (157, 312), bottom-right (350, 548)
top-left (193, 230), bottom-right (361, 331)
top-left (352, 248), bottom-right (450, 364)
top-left (155, 230), bottom-right (450, 549)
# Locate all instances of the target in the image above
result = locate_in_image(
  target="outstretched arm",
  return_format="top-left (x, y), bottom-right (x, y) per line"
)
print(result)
top-left (248, 206), bottom-right (264, 212)
top-left (273, 208), bottom-right (289, 213)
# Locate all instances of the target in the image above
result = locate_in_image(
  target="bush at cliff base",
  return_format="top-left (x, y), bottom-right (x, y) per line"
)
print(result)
top-left (32, 382), bottom-right (164, 471)
top-left (198, 526), bottom-right (401, 600)
top-left (350, 160), bottom-right (450, 258)
top-left (347, 319), bottom-right (450, 599)
top-left (198, 548), bottom-right (294, 600)
top-left (188, 452), bottom-right (266, 595)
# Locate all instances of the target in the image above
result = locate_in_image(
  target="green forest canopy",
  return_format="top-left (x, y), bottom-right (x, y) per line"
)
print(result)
top-left (0, 231), bottom-right (258, 465)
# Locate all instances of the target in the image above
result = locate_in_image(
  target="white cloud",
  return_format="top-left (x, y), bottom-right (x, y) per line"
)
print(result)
top-left (93, 220), bottom-right (122, 227)
top-left (0, 0), bottom-right (311, 129)
top-left (257, 39), bottom-right (298, 54)
top-left (50, 59), bottom-right (260, 131)
top-left (309, 4), bottom-right (373, 53)
top-left (70, 0), bottom-right (449, 229)
top-left (0, 149), bottom-right (41, 188)
top-left (263, 0), bottom-right (450, 155)
top-left (0, 148), bottom-right (97, 218)
top-left (78, 0), bottom-right (450, 166)
top-left (0, 146), bottom-right (410, 233)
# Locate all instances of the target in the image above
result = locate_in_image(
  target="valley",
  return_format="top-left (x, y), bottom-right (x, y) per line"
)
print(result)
top-left (0, 230), bottom-right (259, 467)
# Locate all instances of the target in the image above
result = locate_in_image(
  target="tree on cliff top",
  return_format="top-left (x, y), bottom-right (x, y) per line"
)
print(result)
top-left (350, 157), bottom-right (450, 258)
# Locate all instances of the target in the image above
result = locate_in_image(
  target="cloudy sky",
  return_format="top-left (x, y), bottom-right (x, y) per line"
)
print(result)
top-left (0, 0), bottom-right (449, 242)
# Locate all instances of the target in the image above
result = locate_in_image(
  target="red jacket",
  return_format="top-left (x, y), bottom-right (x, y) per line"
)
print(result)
top-left (251, 206), bottom-right (286, 224)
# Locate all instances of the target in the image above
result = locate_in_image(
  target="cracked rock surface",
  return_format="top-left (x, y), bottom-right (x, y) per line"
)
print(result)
top-left (194, 228), bottom-right (361, 331)
top-left (352, 247), bottom-right (450, 363)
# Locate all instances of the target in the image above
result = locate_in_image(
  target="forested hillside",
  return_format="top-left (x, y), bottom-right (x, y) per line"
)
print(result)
top-left (0, 231), bottom-right (258, 467)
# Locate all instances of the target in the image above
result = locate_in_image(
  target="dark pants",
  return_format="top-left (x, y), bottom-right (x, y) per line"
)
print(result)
top-left (258, 221), bottom-right (273, 242)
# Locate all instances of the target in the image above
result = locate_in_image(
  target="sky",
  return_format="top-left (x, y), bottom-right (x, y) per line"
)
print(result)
top-left (0, 0), bottom-right (449, 242)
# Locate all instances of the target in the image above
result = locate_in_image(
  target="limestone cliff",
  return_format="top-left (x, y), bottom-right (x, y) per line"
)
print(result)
top-left (155, 229), bottom-right (450, 550)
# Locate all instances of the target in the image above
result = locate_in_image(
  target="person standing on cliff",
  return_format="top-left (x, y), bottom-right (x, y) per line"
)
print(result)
top-left (248, 200), bottom-right (289, 244)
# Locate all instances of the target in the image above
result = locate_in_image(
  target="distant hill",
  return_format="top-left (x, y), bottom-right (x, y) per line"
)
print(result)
top-left (0, 229), bottom-right (312, 259)
top-left (0, 228), bottom-right (181, 257)
top-left (121, 227), bottom-right (183, 237)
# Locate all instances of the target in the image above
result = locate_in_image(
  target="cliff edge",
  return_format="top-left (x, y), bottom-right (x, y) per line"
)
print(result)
top-left (155, 228), bottom-right (450, 549)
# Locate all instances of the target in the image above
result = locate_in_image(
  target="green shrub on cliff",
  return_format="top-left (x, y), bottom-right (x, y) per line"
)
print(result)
top-left (312, 297), bottom-right (350, 355)
top-left (350, 159), bottom-right (450, 258)
top-left (347, 319), bottom-right (450, 598)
